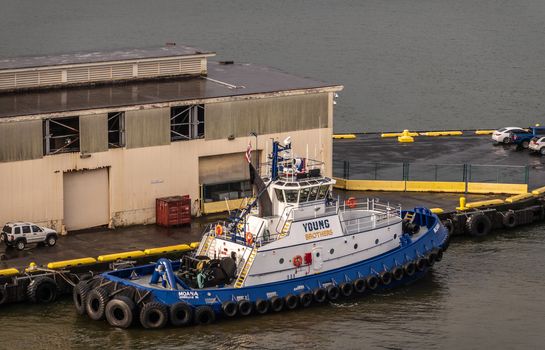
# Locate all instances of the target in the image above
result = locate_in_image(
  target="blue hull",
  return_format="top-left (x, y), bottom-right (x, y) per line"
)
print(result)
top-left (102, 210), bottom-right (449, 316)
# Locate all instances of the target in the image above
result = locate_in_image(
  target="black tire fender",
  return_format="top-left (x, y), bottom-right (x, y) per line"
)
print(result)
top-left (427, 252), bottom-right (437, 267)
top-left (340, 282), bottom-right (353, 297)
top-left (392, 266), bottom-right (404, 281)
top-left (27, 276), bottom-right (58, 304)
top-left (435, 249), bottom-right (444, 262)
top-left (140, 302), bottom-right (168, 329)
top-left (353, 278), bottom-right (366, 293)
top-left (326, 285), bottom-right (340, 301)
top-left (299, 292), bottom-right (313, 308)
top-left (284, 293), bottom-right (299, 310)
top-left (170, 302), bottom-right (193, 326)
top-left (237, 299), bottom-right (253, 316)
top-left (502, 210), bottom-right (517, 228)
top-left (466, 213), bottom-right (492, 236)
top-left (416, 258), bottom-right (427, 271)
top-left (380, 271), bottom-right (392, 285)
top-left (73, 281), bottom-right (91, 315)
top-left (194, 305), bottom-right (215, 325)
top-left (0, 286), bottom-right (8, 305)
top-left (222, 300), bottom-right (237, 317)
top-left (105, 296), bottom-right (136, 329)
top-left (366, 275), bottom-right (379, 290)
top-left (86, 287), bottom-right (109, 320)
top-left (269, 296), bottom-right (284, 312)
top-left (255, 298), bottom-right (269, 314)
top-left (442, 219), bottom-right (454, 235)
top-left (404, 261), bottom-right (416, 276)
top-left (313, 288), bottom-right (327, 303)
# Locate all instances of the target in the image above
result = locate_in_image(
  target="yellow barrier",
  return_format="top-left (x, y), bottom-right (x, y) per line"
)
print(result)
top-left (381, 132), bottom-right (418, 138)
top-left (203, 198), bottom-right (253, 214)
top-left (332, 134), bottom-right (356, 139)
top-left (190, 242), bottom-right (200, 249)
top-left (47, 257), bottom-right (97, 269)
top-left (333, 179), bottom-right (406, 191)
top-left (0, 268), bottom-right (20, 276)
top-left (531, 186), bottom-right (545, 195)
top-left (430, 208), bottom-right (444, 214)
top-left (405, 181), bottom-right (466, 193)
top-left (475, 130), bottom-right (495, 135)
top-left (420, 131), bottom-right (463, 136)
top-left (467, 182), bottom-right (528, 195)
top-left (144, 244), bottom-right (192, 255)
top-left (97, 250), bottom-right (146, 262)
top-left (464, 199), bottom-right (505, 209)
top-left (505, 193), bottom-right (535, 203)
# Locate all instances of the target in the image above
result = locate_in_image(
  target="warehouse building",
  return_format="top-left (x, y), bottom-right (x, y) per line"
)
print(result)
top-left (0, 45), bottom-right (343, 232)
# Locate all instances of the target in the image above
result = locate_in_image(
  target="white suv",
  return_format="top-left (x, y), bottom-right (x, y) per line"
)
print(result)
top-left (1, 222), bottom-right (58, 250)
top-left (492, 127), bottom-right (526, 144)
top-left (529, 136), bottom-right (545, 155)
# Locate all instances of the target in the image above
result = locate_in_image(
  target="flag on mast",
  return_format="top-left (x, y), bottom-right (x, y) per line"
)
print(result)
top-left (245, 141), bottom-right (252, 163)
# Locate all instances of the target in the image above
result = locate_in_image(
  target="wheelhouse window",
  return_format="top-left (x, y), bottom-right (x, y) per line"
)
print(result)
top-left (309, 186), bottom-right (319, 201)
top-left (108, 112), bottom-right (125, 148)
top-left (275, 188), bottom-right (285, 202)
top-left (299, 187), bottom-right (310, 202)
top-left (43, 116), bottom-right (80, 154)
top-left (171, 104), bottom-right (205, 141)
top-left (317, 185), bottom-right (329, 200)
top-left (285, 190), bottom-right (299, 203)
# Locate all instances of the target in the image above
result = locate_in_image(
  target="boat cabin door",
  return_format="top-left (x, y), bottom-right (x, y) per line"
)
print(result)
top-left (312, 246), bottom-right (323, 271)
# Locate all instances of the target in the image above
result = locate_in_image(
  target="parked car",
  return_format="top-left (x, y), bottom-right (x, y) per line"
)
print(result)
top-left (492, 127), bottom-right (526, 144)
top-left (1, 222), bottom-right (58, 250)
top-left (509, 126), bottom-right (545, 150)
top-left (529, 136), bottom-right (545, 155)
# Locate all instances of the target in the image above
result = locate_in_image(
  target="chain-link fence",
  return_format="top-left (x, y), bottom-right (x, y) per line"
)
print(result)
top-left (334, 161), bottom-right (529, 184)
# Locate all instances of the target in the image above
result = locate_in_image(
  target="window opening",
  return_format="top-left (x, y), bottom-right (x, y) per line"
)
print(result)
top-left (43, 117), bottom-right (80, 154)
top-left (171, 104), bottom-right (205, 141)
top-left (284, 190), bottom-right (299, 203)
top-left (108, 112), bottom-right (125, 148)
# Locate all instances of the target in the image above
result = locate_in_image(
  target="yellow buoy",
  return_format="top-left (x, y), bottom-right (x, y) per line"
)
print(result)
top-left (398, 129), bottom-right (414, 143)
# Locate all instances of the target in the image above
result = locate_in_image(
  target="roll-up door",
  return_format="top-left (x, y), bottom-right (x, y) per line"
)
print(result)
top-left (199, 152), bottom-right (250, 185)
top-left (63, 168), bottom-right (109, 231)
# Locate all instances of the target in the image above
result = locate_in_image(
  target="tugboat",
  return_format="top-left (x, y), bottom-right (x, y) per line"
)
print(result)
top-left (73, 137), bottom-right (449, 329)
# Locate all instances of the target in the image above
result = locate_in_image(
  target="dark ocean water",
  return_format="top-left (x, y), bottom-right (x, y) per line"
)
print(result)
top-left (1, 1), bottom-right (545, 349)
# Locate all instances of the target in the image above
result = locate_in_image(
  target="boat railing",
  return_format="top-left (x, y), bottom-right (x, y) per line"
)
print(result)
top-left (337, 198), bottom-right (402, 235)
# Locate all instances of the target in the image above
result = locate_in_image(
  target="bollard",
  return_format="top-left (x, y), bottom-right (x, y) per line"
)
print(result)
top-left (457, 196), bottom-right (467, 210)
top-left (398, 130), bottom-right (414, 143)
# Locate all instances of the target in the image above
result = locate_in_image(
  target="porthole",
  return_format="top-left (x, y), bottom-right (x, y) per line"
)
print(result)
top-left (316, 252), bottom-right (320, 257)
top-left (279, 258), bottom-right (284, 264)
top-left (394, 234), bottom-right (397, 239)
top-left (375, 239), bottom-right (379, 244)
top-left (330, 248), bottom-right (335, 254)
top-left (354, 244), bottom-right (358, 249)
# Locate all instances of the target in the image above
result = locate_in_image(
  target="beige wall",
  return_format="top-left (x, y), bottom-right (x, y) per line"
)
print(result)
top-left (0, 127), bottom-right (332, 232)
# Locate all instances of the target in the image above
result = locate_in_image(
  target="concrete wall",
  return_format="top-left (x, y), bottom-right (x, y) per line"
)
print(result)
top-left (0, 127), bottom-right (332, 232)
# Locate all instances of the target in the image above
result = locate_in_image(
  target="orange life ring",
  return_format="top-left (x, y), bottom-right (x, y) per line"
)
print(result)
top-left (293, 255), bottom-right (303, 267)
top-left (345, 197), bottom-right (357, 209)
top-left (245, 232), bottom-right (254, 245)
top-left (215, 224), bottom-right (223, 236)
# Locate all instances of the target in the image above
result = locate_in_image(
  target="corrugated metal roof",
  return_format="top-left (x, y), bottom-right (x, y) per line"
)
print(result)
top-left (0, 45), bottom-right (214, 71)
top-left (0, 61), bottom-right (342, 119)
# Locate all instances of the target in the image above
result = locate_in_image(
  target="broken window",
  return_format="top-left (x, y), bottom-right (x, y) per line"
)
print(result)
top-left (43, 117), bottom-right (80, 154)
top-left (170, 104), bottom-right (205, 141)
top-left (108, 112), bottom-right (125, 148)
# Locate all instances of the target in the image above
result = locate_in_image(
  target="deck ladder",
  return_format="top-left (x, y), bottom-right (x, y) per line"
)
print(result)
top-left (196, 233), bottom-right (214, 256)
top-left (403, 212), bottom-right (415, 223)
top-left (234, 247), bottom-right (258, 288)
top-left (279, 219), bottom-right (293, 237)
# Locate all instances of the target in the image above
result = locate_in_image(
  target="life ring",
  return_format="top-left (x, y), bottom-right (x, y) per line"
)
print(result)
top-left (215, 224), bottom-right (223, 236)
top-left (245, 232), bottom-right (254, 245)
top-left (502, 210), bottom-right (517, 228)
top-left (293, 255), bottom-right (303, 267)
top-left (465, 213), bottom-right (492, 236)
top-left (345, 197), bottom-right (357, 209)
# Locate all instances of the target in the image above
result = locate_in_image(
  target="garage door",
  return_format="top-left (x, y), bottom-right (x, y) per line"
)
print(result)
top-left (63, 168), bottom-right (109, 231)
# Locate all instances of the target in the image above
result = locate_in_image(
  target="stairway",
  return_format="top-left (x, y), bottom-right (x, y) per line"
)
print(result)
top-left (234, 247), bottom-right (257, 288)
top-left (279, 219), bottom-right (293, 237)
top-left (403, 212), bottom-right (415, 223)
top-left (196, 233), bottom-right (214, 257)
